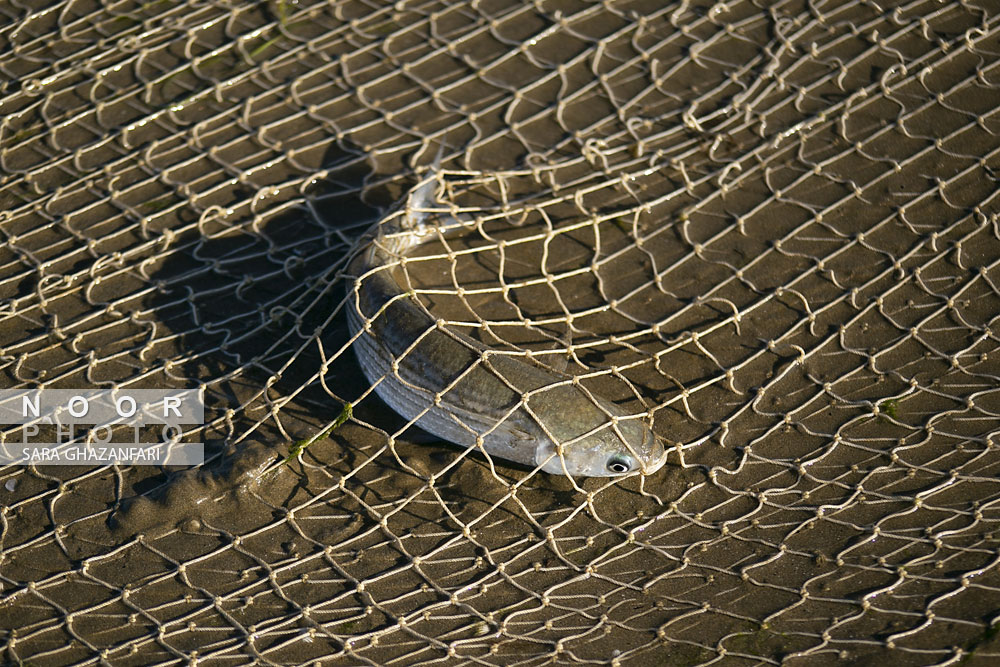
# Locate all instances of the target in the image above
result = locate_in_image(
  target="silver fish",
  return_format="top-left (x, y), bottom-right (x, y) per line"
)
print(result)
top-left (346, 170), bottom-right (667, 477)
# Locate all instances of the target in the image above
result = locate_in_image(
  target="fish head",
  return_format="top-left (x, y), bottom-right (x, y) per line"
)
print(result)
top-left (535, 416), bottom-right (667, 477)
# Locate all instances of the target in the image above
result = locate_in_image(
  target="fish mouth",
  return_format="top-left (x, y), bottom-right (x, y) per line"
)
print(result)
top-left (640, 435), bottom-right (669, 475)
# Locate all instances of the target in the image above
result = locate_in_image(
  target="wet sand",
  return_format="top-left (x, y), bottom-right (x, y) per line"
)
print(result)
top-left (1, 1), bottom-right (1000, 665)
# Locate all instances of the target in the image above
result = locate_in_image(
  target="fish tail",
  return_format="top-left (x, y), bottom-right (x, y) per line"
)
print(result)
top-left (376, 142), bottom-right (447, 258)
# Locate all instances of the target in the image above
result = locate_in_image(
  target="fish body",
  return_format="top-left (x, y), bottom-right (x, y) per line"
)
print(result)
top-left (347, 171), bottom-right (666, 476)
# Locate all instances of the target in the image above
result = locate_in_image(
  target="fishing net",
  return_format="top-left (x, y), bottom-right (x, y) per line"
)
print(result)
top-left (2, 0), bottom-right (999, 664)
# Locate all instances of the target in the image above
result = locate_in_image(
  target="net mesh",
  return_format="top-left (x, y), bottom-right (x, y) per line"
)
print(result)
top-left (1, 0), bottom-right (1000, 664)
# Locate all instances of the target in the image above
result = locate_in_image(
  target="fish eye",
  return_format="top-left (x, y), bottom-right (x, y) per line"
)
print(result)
top-left (606, 455), bottom-right (633, 474)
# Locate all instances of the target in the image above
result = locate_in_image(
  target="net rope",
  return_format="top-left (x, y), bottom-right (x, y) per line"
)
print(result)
top-left (1, 0), bottom-right (999, 664)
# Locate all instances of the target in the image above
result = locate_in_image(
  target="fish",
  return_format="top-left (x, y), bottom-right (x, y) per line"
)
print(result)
top-left (346, 167), bottom-right (667, 477)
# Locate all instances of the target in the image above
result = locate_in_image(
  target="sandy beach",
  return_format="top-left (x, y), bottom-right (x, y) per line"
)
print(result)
top-left (1, 0), bottom-right (999, 664)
